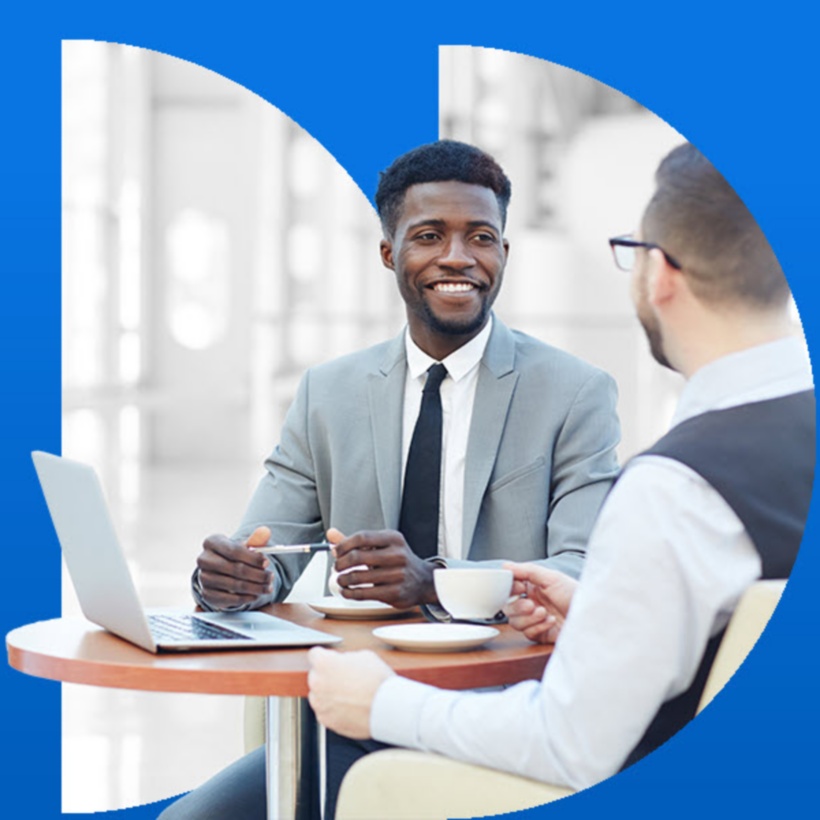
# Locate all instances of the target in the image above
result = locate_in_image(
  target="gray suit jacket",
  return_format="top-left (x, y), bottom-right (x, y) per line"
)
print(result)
top-left (213, 317), bottom-right (620, 605)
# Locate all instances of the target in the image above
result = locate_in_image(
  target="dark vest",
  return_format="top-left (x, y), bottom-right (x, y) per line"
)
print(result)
top-left (621, 390), bottom-right (815, 770)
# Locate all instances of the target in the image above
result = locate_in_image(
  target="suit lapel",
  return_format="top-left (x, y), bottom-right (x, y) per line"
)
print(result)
top-left (462, 319), bottom-right (518, 552)
top-left (367, 333), bottom-right (407, 529)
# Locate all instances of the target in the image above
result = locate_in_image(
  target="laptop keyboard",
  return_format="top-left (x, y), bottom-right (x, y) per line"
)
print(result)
top-left (148, 613), bottom-right (250, 642)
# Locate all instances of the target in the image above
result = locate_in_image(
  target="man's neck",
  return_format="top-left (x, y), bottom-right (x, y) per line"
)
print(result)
top-left (674, 310), bottom-right (796, 379)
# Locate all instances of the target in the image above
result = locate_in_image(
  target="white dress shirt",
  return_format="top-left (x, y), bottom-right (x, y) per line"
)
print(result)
top-left (328, 318), bottom-right (492, 594)
top-left (370, 336), bottom-right (812, 789)
top-left (402, 317), bottom-right (493, 560)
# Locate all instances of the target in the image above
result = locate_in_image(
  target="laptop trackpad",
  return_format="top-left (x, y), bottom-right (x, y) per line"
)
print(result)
top-left (200, 611), bottom-right (297, 632)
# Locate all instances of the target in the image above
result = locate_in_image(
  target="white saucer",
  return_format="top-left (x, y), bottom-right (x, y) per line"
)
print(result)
top-left (372, 623), bottom-right (499, 652)
top-left (308, 597), bottom-right (407, 620)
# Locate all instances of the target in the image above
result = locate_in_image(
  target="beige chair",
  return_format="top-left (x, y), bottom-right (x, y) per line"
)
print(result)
top-left (333, 579), bottom-right (786, 820)
top-left (696, 578), bottom-right (785, 711)
top-left (244, 696), bottom-right (266, 753)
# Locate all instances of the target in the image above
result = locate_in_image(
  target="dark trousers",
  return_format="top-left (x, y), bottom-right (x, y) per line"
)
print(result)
top-left (157, 724), bottom-right (390, 820)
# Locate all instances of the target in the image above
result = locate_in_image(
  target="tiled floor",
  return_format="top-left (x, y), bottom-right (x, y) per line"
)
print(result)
top-left (60, 460), bottom-right (326, 813)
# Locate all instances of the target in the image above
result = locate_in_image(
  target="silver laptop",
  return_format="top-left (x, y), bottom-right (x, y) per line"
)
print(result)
top-left (32, 450), bottom-right (341, 652)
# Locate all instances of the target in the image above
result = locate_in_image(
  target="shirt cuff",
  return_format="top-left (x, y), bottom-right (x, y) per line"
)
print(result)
top-left (370, 675), bottom-right (440, 749)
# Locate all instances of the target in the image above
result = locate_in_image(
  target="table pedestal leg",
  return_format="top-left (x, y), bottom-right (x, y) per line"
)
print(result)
top-left (265, 696), bottom-right (321, 820)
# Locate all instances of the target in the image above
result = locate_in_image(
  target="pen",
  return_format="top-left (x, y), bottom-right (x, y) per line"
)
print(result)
top-left (250, 541), bottom-right (334, 555)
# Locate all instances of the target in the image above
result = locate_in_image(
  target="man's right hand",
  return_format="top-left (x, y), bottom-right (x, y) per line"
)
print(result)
top-left (196, 525), bottom-right (275, 610)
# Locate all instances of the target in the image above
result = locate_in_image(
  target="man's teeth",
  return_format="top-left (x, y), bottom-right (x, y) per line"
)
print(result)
top-left (434, 282), bottom-right (474, 293)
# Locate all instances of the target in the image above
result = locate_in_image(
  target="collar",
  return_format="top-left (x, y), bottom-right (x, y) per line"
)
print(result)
top-left (405, 315), bottom-right (494, 383)
top-left (672, 335), bottom-right (814, 427)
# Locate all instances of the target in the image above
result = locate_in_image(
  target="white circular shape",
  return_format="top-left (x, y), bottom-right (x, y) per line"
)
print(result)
top-left (372, 623), bottom-right (500, 653)
top-left (308, 597), bottom-right (408, 621)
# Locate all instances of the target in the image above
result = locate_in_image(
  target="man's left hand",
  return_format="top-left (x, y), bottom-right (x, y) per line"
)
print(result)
top-left (330, 528), bottom-right (438, 608)
top-left (307, 647), bottom-right (395, 739)
top-left (503, 562), bottom-right (577, 644)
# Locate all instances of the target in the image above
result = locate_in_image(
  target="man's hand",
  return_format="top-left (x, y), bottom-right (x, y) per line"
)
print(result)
top-left (307, 647), bottom-right (394, 739)
top-left (196, 525), bottom-right (274, 610)
top-left (330, 528), bottom-right (437, 608)
top-left (502, 562), bottom-right (578, 644)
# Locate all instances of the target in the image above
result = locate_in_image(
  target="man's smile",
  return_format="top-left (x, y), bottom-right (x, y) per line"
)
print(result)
top-left (428, 280), bottom-right (482, 295)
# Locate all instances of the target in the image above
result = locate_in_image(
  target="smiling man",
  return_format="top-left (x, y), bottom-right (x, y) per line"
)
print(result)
top-left (164, 140), bottom-right (621, 820)
top-left (192, 140), bottom-right (620, 616)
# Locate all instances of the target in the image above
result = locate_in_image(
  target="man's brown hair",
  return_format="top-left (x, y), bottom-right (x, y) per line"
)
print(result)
top-left (642, 143), bottom-right (790, 308)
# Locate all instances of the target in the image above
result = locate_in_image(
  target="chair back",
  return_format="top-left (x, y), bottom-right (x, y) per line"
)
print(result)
top-left (697, 578), bottom-right (786, 713)
top-left (244, 696), bottom-right (266, 753)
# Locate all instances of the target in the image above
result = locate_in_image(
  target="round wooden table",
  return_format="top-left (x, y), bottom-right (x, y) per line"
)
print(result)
top-left (7, 603), bottom-right (553, 819)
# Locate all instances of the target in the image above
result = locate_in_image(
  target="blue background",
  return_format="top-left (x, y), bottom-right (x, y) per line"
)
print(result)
top-left (1, 2), bottom-right (816, 817)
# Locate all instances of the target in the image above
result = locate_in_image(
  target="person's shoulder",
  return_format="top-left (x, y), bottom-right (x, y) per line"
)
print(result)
top-left (305, 336), bottom-right (402, 384)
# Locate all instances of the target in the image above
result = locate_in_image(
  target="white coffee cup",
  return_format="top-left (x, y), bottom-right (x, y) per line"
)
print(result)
top-left (433, 568), bottom-right (513, 620)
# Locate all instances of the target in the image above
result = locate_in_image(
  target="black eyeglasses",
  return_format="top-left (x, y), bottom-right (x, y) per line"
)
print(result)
top-left (608, 235), bottom-right (682, 272)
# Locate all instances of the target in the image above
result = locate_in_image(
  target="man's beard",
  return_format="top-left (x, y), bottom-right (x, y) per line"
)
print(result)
top-left (634, 270), bottom-right (675, 371)
top-left (638, 311), bottom-right (673, 371)
top-left (420, 297), bottom-right (492, 338)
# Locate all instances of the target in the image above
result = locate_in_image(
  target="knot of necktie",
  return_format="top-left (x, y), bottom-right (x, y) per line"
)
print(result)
top-left (423, 362), bottom-right (448, 393)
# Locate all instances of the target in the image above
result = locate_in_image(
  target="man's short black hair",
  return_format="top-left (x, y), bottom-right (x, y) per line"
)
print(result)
top-left (375, 140), bottom-right (512, 237)
top-left (643, 143), bottom-right (790, 308)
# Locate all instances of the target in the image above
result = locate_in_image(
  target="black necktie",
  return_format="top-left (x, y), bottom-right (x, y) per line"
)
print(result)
top-left (399, 363), bottom-right (448, 559)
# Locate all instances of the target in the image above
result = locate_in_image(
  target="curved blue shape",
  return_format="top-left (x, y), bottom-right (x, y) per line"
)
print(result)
top-left (1, 3), bottom-right (817, 818)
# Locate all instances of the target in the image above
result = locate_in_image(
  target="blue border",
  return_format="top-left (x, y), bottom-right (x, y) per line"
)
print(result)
top-left (2, 3), bottom-right (817, 818)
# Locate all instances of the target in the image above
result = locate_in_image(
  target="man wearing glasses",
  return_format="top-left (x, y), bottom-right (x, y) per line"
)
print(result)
top-left (308, 142), bottom-right (815, 792)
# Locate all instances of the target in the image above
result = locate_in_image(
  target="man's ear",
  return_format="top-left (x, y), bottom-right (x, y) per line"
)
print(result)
top-left (380, 238), bottom-right (395, 271)
top-left (646, 248), bottom-right (677, 307)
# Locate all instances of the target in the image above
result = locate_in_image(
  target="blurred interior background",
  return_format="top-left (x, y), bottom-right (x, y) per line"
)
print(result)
top-left (61, 42), bottom-right (730, 811)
